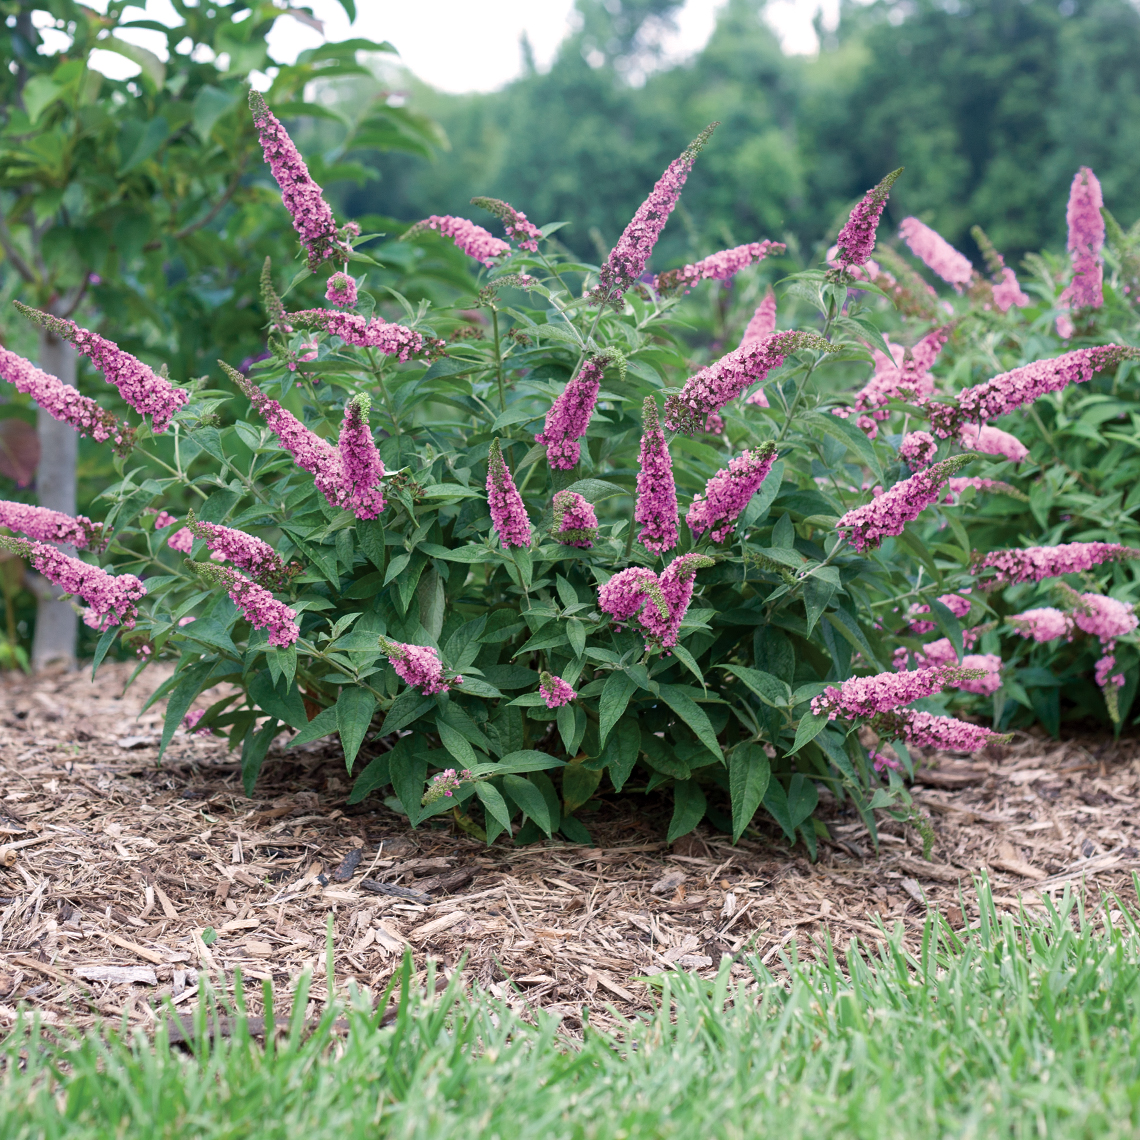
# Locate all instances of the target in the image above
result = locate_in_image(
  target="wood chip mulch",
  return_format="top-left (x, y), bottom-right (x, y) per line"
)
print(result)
top-left (3, 661), bottom-right (1139, 1037)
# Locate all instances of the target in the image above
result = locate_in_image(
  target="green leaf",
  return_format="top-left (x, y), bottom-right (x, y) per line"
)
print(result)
top-left (158, 661), bottom-right (213, 760)
top-left (560, 478), bottom-right (629, 504)
top-left (347, 752), bottom-right (390, 804)
top-left (248, 672), bottom-right (309, 730)
top-left (475, 781), bottom-right (513, 834)
top-left (721, 665), bottom-right (790, 708)
top-left (824, 609), bottom-right (886, 671)
top-left (387, 741), bottom-right (427, 827)
top-left (659, 685), bottom-right (722, 762)
top-left (667, 780), bottom-right (707, 843)
top-left (436, 715), bottom-right (479, 769)
top-left (22, 77), bottom-right (62, 125)
top-left (803, 573), bottom-right (837, 637)
top-left (382, 689), bottom-right (435, 735)
top-left (91, 627), bottom-right (118, 679)
top-left (471, 750), bottom-right (566, 775)
top-left (729, 744), bottom-right (771, 844)
top-left (928, 598), bottom-right (965, 662)
top-left (502, 774), bottom-right (552, 836)
top-left (671, 644), bottom-right (705, 688)
top-left (787, 773), bottom-right (819, 830)
top-left (102, 36), bottom-right (166, 88)
top-left (241, 717), bottom-right (279, 795)
top-left (762, 779), bottom-right (796, 842)
top-left (289, 705), bottom-right (338, 747)
top-left (598, 670), bottom-right (637, 747)
top-left (337, 686), bottom-right (377, 772)
top-left (790, 710), bottom-right (829, 754)
top-left (601, 718), bottom-right (640, 792)
top-left (562, 761), bottom-right (603, 813)
top-left (453, 676), bottom-right (504, 698)
top-left (807, 411), bottom-right (884, 484)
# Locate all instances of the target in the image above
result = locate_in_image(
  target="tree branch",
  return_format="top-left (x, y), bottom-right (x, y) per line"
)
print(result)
top-left (143, 157), bottom-right (249, 252)
top-left (0, 207), bottom-right (38, 285)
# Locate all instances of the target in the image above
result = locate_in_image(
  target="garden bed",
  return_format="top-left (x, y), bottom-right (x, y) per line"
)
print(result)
top-left (2, 660), bottom-right (1139, 1036)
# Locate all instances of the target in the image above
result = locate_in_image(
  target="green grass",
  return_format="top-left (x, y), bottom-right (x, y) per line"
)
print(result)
top-left (5, 880), bottom-right (1140, 1139)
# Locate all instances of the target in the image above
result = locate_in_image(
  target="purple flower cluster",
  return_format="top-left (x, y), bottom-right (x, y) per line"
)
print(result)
top-left (635, 398), bottom-right (680, 554)
top-left (840, 326), bottom-right (949, 433)
top-left (17, 304), bottom-right (189, 433)
top-left (811, 664), bottom-right (981, 720)
top-left (486, 439), bottom-right (531, 549)
top-left (1009, 607), bottom-right (1073, 643)
top-left (191, 560), bottom-right (299, 647)
top-left (535, 356), bottom-right (605, 469)
top-left (471, 196), bottom-right (542, 251)
top-left (185, 511), bottom-right (294, 589)
top-left (0, 499), bottom-right (106, 551)
top-left (1064, 166), bottom-right (1105, 310)
top-left (422, 768), bottom-right (474, 805)
top-left (288, 309), bottom-right (432, 362)
top-left (250, 92), bottom-right (346, 270)
top-left (325, 272), bottom-right (358, 309)
top-left (837, 454), bottom-right (971, 551)
top-left (539, 672), bottom-right (577, 708)
top-left (687, 442), bottom-right (778, 543)
top-left (899, 217), bottom-right (974, 290)
top-left (899, 431), bottom-right (937, 469)
top-left (1072, 593), bottom-right (1138, 648)
top-left (182, 709), bottom-right (212, 737)
top-left (992, 269), bottom-right (1030, 313)
top-left (0, 345), bottom-right (135, 454)
top-left (741, 288), bottom-right (777, 353)
top-left (337, 394), bottom-right (387, 520)
top-left (665, 330), bottom-right (832, 434)
top-left (598, 553), bottom-right (714, 651)
top-left (907, 591), bottom-right (972, 635)
top-left (832, 169), bottom-right (902, 270)
top-left (976, 542), bottom-right (1140, 587)
top-left (378, 636), bottom-right (457, 696)
top-left (413, 215), bottom-right (509, 265)
top-left (653, 240), bottom-right (784, 295)
top-left (551, 490), bottom-right (598, 548)
top-left (167, 527), bottom-right (194, 554)
top-left (873, 708), bottom-right (1007, 753)
top-left (0, 534), bottom-right (145, 629)
top-left (593, 124), bottom-right (716, 307)
top-left (957, 423), bottom-right (1028, 462)
top-left (929, 345), bottom-right (1138, 437)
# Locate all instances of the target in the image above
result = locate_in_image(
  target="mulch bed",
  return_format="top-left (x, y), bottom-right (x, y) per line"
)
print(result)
top-left (3, 660), bottom-right (1140, 1036)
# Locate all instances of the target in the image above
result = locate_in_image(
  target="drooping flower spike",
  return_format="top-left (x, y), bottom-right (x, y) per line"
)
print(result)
top-left (191, 560), bottom-right (299, 647)
top-left (0, 499), bottom-right (107, 551)
top-left (687, 441), bottom-right (778, 543)
top-left (593, 123), bottom-right (717, 307)
top-left (377, 636), bottom-right (457, 696)
top-left (811, 664), bottom-right (986, 721)
top-left (471, 196), bottom-right (542, 251)
top-left (635, 397), bottom-right (679, 554)
top-left (486, 439), bottom-right (531, 549)
top-left (898, 431), bottom-right (937, 470)
top-left (957, 423), bottom-right (1028, 462)
top-left (1009, 607), bottom-right (1073, 643)
top-left (872, 708), bottom-right (1010, 753)
top-left (974, 541), bottom-right (1140, 588)
top-left (288, 309), bottom-right (436, 363)
top-left (184, 510), bottom-right (296, 590)
top-left (0, 345), bottom-right (135, 455)
top-left (597, 554), bottom-right (714, 651)
top-left (832, 168), bottom-right (902, 271)
top-left (406, 215), bottom-right (509, 265)
top-left (653, 240), bottom-right (784, 295)
top-left (898, 217), bottom-right (974, 290)
top-left (16, 303), bottom-right (189, 433)
top-left (742, 289), bottom-right (778, 347)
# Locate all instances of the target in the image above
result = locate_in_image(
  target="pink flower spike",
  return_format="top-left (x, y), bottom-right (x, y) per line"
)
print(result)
top-left (741, 288), bottom-right (777, 348)
top-left (992, 268), bottom-right (1029, 312)
top-left (185, 511), bottom-right (295, 590)
top-left (1009, 607), bottom-right (1073, 643)
top-left (337, 393), bottom-right (387, 520)
top-left (1072, 593), bottom-right (1138, 649)
top-left (593, 124), bottom-right (717, 307)
top-left (899, 431), bottom-right (937, 470)
top-left (486, 439), bottom-right (531, 549)
top-left (183, 709), bottom-right (212, 737)
top-left (597, 556), bottom-right (713, 651)
top-left (0, 499), bottom-right (107, 551)
top-left (874, 708), bottom-right (1009, 753)
top-left (1065, 166), bottom-right (1105, 310)
top-left (635, 397), bottom-right (679, 555)
top-left (15, 304), bottom-right (188, 433)
top-left (0, 345), bottom-right (135, 455)
top-left (378, 635), bottom-right (453, 696)
top-left (945, 477), bottom-right (1025, 502)
top-left (955, 653), bottom-right (1003, 696)
top-left (551, 490), bottom-right (597, 548)
top-left (535, 355), bottom-right (605, 469)
top-left (654, 240), bottom-right (785, 295)
top-left (154, 511), bottom-right (177, 530)
top-left (325, 272), bottom-right (358, 309)
top-left (845, 326), bottom-right (949, 425)
top-left (833, 168), bottom-right (902, 270)
top-left (976, 542), bottom-right (1140, 588)
top-left (288, 309), bottom-right (433, 362)
top-left (899, 217), bottom-right (974, 290)
top-left (666, 330), bottom-right (834, 434)
top-left (249, 91), bottom-right (346, 270)
top-left (687, 442), bottom-right (778, 543)
top-left (471, 196), bottom-right (542, 252)
top-left (958, 423), bottom-right (1028, 462)
top-left (539, 672), bottom-right (577, 709)
top-left (410, 215), bottom-right (509, 266)
top-left (811, 664), bottom-right (986, 721)
top-left (0, 534), bottom-right (144, 629)
top-left (167, 528), bottom-right (194, 554)
top-left (192, 560), bottom-right (298, 647)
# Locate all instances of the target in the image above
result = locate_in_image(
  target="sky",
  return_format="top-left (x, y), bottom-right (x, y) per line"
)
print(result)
top-left (65, 0), bottom-right (840, 93)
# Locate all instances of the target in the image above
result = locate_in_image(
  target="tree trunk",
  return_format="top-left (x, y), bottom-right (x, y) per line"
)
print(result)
top-left (31, 324), bottom-right (78, 671)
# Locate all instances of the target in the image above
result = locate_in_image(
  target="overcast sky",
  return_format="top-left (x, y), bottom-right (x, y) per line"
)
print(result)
top-left (69, 0), bottom-right (839, 93)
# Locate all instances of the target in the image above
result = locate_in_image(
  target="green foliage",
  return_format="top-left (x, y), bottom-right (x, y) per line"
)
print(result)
top-left (6, 884), bottom-right (1140, 1138)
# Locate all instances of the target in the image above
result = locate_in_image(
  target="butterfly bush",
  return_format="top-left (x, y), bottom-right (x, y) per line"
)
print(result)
top-left (15, 101), bottom-right (1136, 855)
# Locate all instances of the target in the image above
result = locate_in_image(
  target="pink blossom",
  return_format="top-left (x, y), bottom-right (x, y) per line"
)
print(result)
top-left (837, 454), bottom-right (972, 552)
top-left (191, 561), bottom-right (298, 647)
top-left (249, 91), bottom-right (346, 270)
top-left (178, 615), bottom-right (196, 626)
top-left (0, 346), bottom-right (134, 454)
top-left (597, 554), bottom-right (713, 651)
top-left (185, 512), bottom-right (294, 590)
top-left (539, 672), bottom-right (577, 708)
top-left (945, 477), bottom-right (1025, 501)
top-left (1095, 654), bottom-right (1125, 690)
top-left (1072, 593), bottom-right (1138, 649)
top-left (870, 748), bottom-right (901, 773)
top-left (908, 591), bottom-right (972, 634)
top-left (956, 653), bottom-right (1003, 695)
top-left (288, 309), bottom-right (432, 362)
top-left (471, 197), bottom-right (542, 251)
top-left (654, 553), bottom-right (713, 649)
top-left (653, 240), bottom-right (784, 295)
top-left (422, 767), bottom-right (473, 805)
top-left (337, 394), bottom-right (386, 520)
top-left (832, 169), bottom-right (902, 270)
top-left (378, 636), bottom-right (454, 696)
top-left (0, 535), bottom-right (144, 629)
top-left (976, 542), bottom-right (1140, 587)
top-left (958, 423), bottom-right (1028, 462)
top-left (16, 304), bottom-right (189, 433)
top-left (741, 288), bottom-right (777, 347)
top-left (167, 528), bottom-right (194, 554)
top-left (665, 330), bottom-right (833, 434)
top-left (593, 124), bottom-right (716, 306)
top-left (811, 664), bottom-right (983, 720)
top-left (1009, 607), bottom-right (1073, 642)
top-left (992, 268), bottom-right (1030, 312)
top-left (154, 511), bottom-right (177, 529)
top-left (874, 708), bottom-right (1007, 752)
top-left (893, 630), bottom-right (980, 670)
top-left (535, 356), bottom-right (604, 469)
top-left (928, 346), bottom-right (1138, 437)
top-left (486, 439), bottom-right (531, 548)
top-left (842, 326), bottom-right (948, 426)
top-left (703, 412), bottom-right (725, 435)
top-left (325, 272), bottom-right (357, 309)
top-left (899, 431), bottom-right (937, 469)
top-left (0, 499), bottom-right (106, 551)
top-left (745, 387), bottom-right (770, 408)
top-left (183, 709), bottom-right (212, 737)
top-left (635, 397), bottom-right (679, 555)
top-left (598, 566), bottom-right (661, 627)
top-left (899, 217), bottom-right (974, 290)
top-left (687, 442), bottom-right (778, 543)
top-left (413, 215), bottom-right (509, 266)
top-left (551, 490), bottom-right (598, 548)
top-left (1064, 167), bottom-right (1105, 310)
